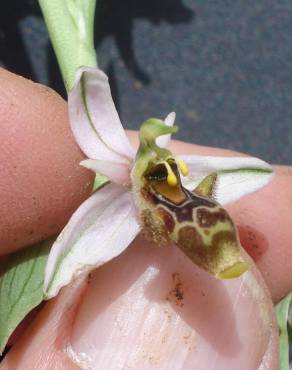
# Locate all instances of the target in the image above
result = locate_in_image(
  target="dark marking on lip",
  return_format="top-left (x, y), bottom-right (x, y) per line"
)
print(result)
top-left (177, 226), bottom-right (204, 254)
top-left (211, 230), bottom-right (237, 248)
top-left (196, 207), bottom-right (229, 228)
top-left (157, 207), bottom-right (175, 233)
top-left (177, 226), bottom-right (238, 275)
top-left (141, 184), bottom-right (216, 225)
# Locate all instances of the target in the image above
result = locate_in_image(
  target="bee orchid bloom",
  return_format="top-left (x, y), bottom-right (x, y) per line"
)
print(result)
top-left (44, 67), bottom-right (274, 299)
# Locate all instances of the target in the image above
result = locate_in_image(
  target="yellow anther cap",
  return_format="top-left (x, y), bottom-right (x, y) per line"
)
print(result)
top-left (167, 173), bottom-right (178, 186)
top-left (177, 159), bottom-right (189, 176)
top-left (164, 161), bottom-right (178, 186)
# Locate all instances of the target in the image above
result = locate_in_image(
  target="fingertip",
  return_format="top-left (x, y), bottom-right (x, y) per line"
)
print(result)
top-left (228, 165), bottom-right (292, 302)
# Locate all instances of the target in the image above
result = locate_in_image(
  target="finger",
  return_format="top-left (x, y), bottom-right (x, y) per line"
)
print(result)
top-left (0, 69), bottom-right (94, 255)
top-left (227, 165), bottom-right (292, 302)
top-left (1, 238), bottom-right (278, 369)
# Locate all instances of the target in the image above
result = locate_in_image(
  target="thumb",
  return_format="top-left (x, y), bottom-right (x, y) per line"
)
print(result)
top-left (1, 239), bottom-right (278, 370)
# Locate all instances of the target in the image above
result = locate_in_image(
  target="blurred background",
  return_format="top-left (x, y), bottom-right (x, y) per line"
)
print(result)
top-left (1, 0), bottom-right (292, 163)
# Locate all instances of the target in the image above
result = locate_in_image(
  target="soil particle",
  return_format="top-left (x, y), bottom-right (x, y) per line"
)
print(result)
top-left (167, 272), bottom-right (185, 307)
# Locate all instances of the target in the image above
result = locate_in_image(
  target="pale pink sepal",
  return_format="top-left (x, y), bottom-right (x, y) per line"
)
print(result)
top-left (156, 112), bottom-right (176, 148)
top-left (180, 155), bottom-right (274, 205)
top-left (80, 159), bottom-right (131, 186)
top-left (69, 67), bottom-right (135, 163)
top-left (44, 184), bottom-right (140, 299)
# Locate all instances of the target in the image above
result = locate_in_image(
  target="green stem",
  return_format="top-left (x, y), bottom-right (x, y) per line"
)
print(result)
top-left (38, 0), bottom-right (97, 91)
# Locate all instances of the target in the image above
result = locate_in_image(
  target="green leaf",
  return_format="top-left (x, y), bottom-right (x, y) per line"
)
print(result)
top-left (276, 292), bottom-right (292, 370)
top-left (38, 0), bottom-right (97, 90)
top-left (0, 238), bottom-right (53, 354)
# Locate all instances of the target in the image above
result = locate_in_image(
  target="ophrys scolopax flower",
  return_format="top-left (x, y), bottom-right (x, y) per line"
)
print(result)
top-left (44, 67), bottom-right (274, 299)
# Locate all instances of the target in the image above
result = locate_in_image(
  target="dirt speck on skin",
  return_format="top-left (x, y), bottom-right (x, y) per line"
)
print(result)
top-left (163, 309), bottom-right (172, 321)
top-left (167, 273), bottom-right (185, 307)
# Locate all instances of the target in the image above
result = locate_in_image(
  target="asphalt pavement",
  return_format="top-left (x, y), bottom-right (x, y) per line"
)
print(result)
top-left (1, 0), bottom-right (292, 164)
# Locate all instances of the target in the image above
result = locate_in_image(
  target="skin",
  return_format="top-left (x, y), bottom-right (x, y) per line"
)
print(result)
top-left (0, 67), bottom-right (291, 367)
top-left (0, 68), bottom-right (94, 254)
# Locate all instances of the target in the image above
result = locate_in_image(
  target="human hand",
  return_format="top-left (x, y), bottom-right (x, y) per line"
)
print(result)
top-left (0, 68), bottom-right (291, 369)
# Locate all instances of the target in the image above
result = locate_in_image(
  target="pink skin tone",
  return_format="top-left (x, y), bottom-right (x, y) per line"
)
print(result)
top-left (0, 68), bottom-right (94, 254)
top-left (0, 68), bottom-right (290, 368)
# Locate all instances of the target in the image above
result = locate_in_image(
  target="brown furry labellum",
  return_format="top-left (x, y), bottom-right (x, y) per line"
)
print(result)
top-left (137, 161), bottom-right (248, 279)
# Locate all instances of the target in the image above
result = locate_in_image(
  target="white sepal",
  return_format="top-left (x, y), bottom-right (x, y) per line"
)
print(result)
top-left (44, 184), bottom-right (140, 299)
top-left (69, 67), bottom-right (135, 163)
top-left (80, 159), bottom-right (131, 186)
top-left (180, 155), bottom-right (274, 205)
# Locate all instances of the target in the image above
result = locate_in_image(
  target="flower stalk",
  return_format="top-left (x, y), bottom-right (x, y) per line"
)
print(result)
top-left (38, 0), bottom-right (97, 90)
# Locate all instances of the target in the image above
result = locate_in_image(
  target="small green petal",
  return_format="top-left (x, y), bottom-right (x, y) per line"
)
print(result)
top-left (139, 118), bottom-right (178, 144)
top-left (92, 174), bottom-right (109, 193)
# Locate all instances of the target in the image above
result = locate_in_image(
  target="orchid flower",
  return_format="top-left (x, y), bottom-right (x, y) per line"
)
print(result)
top-left (43, 66), bottom-right (274, 299)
